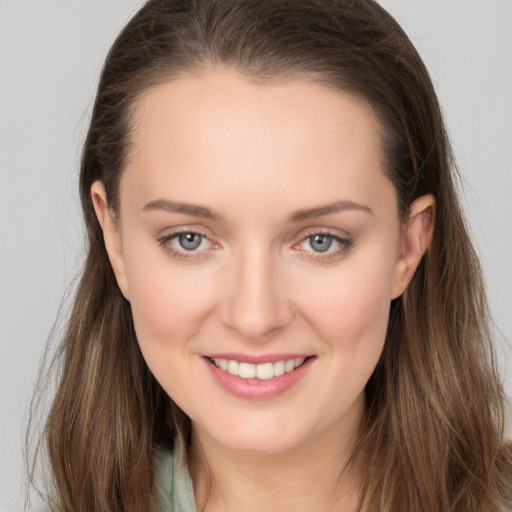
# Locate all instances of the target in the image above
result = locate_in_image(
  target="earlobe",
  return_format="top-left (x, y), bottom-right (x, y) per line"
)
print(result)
top-left (391, 194), bottom-right (435, 299)
top-left (91, 181), bottom-right (130, 300)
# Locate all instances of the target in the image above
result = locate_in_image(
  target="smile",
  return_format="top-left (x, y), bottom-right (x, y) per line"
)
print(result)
top-left (204, 354), bottom-right (314, 399)
top-left (210, 357), bottom-right (306, 380)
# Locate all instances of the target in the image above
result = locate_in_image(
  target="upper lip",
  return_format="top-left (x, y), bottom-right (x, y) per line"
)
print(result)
top-left (203, 353), bottom-right (313, 364)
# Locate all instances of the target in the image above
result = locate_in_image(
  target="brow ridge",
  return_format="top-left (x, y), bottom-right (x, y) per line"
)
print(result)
top-left (288, 200), bottom-right (373, 222)
top-left (142, 198), bottom-right (372, 222)
top-left (142, 199), bottom-right (220, 220)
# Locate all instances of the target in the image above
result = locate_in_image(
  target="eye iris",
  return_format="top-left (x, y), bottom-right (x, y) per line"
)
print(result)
top-left (310, 234), bottom-right (333, 253)
top-left (178, 233), bottom-right (202, 251)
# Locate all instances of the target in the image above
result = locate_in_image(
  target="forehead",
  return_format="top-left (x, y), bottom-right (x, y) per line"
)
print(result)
top-left (121, 68), bottom-right (396, 220)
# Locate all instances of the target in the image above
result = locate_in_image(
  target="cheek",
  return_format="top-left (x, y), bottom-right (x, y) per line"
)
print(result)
top-left (292, 256), bottom-right (395, 420)
top-left (122, 243), bottom-right (216, 354)
top-left (123, 256), bottom-right (221, 404)
top-left (296, 255), bottom-right (395, 355)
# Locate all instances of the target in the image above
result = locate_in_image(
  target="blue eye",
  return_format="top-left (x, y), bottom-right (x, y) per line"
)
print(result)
top-left (295, 231), bottom-right (353, 261)
top-left (177, 232), bottom-right (204, 251)
top-left (308, 234), bottom-right (333, 253)
top-left (157, 230), bottom-right (215, 259)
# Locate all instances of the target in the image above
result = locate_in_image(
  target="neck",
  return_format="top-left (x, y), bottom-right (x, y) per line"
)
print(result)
top-left (188, 413), bottom-right (364, 512)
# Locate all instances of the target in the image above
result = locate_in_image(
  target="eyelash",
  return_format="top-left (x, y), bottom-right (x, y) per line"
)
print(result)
top-left (157, 230), bottom-right (353, 262)
top-left (157, 229), bottom-right (218, 260)
top-left (293, 232), bottom-right (354, 262)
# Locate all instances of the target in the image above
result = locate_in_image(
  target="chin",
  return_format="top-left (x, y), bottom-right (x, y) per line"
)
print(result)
top-left (194, 413), bottom-right (319, 456)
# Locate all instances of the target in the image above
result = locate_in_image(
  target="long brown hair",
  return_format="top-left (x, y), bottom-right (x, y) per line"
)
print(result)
top-left (28, 1), bottom-right (512, 510)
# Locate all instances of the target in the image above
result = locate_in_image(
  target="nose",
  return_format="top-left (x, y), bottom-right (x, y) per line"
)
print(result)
top-left (220, 244), bottom-right (293, 341)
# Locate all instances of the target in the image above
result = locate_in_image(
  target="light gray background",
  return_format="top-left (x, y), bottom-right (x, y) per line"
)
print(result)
top-left (1, 1), bottom-right (511, 510)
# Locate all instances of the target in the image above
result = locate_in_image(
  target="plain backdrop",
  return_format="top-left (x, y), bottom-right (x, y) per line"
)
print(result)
top-left (1, 1), bottom-right (511, 510)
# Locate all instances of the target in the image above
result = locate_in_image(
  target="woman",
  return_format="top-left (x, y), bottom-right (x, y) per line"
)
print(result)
top-left (29, 0), bottom-right (512, 510)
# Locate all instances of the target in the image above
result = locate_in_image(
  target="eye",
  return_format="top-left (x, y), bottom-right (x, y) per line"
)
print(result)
top-left (294, 231), bottom-right (353, 261)
top-left (176, 232), bottom-right (205, 251)
top-left (157, 230), bottom-right (218, 259)
top-left (308, 234), bottom-right (334, 253)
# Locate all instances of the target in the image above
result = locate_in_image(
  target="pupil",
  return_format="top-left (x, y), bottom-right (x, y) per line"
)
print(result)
top-left (179, 233), bottom-right (202, 250)
top-left (311, 235), bottom-right (332, 253)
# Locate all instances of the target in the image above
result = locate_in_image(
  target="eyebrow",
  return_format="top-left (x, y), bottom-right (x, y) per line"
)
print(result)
top-left (287, 200), bottom-right (373, 222)
top-left (142, 198), bottom-right (372, 222)
top-left (142, 199), bottom-right (221, 220)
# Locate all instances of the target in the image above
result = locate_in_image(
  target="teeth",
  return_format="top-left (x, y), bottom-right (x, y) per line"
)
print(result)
top-left (256, 362), bottom-right (274, 380)
top-left (239, 362), bottom-right (256, 379)
top-left (212, 357), bottom-right (306, 380)
top-left (273, 360), bottom-right (285, 377)
top-left (285, 359), bottom-right (295, 373)
top-left (227, 360), bottom-right (239, 376)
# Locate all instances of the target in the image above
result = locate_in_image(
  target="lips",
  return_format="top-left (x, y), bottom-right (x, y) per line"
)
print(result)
top-left (203, 354), bottom-right (314, 399)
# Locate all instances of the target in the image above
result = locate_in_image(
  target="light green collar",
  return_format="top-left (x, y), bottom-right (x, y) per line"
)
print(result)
top-left (154, 436), bottom-right (198, 512)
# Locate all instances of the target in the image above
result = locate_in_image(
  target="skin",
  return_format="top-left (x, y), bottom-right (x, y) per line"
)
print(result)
top-left (92, 68), bottom-right (434, 512)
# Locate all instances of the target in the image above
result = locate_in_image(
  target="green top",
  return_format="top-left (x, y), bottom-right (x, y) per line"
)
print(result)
top-left (152, 435), bottom-right (512, 511)
top-left (154, 437), bottom-right (198, 512)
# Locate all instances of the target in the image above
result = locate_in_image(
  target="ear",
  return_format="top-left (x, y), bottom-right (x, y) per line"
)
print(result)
top-left (391, 194), bottom-right (435, 299)
top-left (91, 181), bottom-right (130, 300)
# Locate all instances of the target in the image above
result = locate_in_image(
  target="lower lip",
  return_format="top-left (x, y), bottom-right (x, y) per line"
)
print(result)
top-left (203, 356), bottom-right (315, 400)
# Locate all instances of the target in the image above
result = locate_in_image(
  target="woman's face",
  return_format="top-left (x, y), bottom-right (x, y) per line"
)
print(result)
top-left (93, 69), bottom-right (432, 454)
